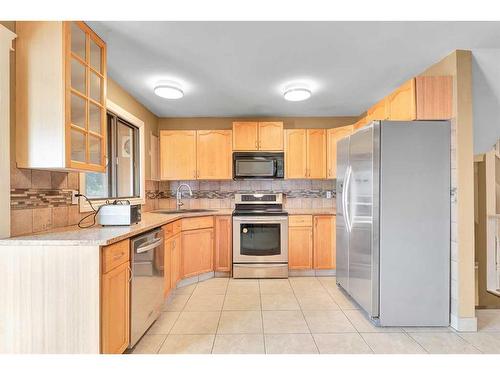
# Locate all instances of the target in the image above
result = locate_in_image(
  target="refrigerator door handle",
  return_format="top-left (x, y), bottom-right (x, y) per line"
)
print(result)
top-left (344, 165), bottom-right (353, 232)
top-left (341, 165), bottom-right (350, 230)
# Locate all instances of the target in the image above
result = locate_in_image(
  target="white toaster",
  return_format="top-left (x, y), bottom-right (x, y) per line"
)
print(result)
top-left (97, 203), bottom-right (141, 226)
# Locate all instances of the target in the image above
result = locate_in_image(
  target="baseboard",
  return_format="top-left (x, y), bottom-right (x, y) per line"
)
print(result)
top-left (450, 314), bottom-right (478, 332)
top-left (288, 269), bottom-right (336, 277)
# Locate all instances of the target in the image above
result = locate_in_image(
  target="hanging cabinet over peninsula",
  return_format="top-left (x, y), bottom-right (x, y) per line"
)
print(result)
top-left (16, 21), bottom-right (107, 172)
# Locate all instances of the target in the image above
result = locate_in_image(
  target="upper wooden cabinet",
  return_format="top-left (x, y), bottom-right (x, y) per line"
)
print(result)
top-left (367, 98), bottom-right (389, 122)
top-left (233, 121), bottom-right (283, 151)
top-left (160, 130), bottom-right (232, 180)
top-left (415, 76), bottom-right (453, 120)
top-left (196, 130), bottom-right (232, 179)
top-left (352, 116), bottom-right (369, 130)
top-left (16, 21), bottom-right (107, 172)
top-left (258, 122), bottom-right (284, 150)
top-left (160, 130), bottom-right (197, 180)
top-left (388, 78), bottom-right (417, 120)
top-left (327, 125), bottom-right (353, 179)
top-left (285, 129), bottom-right (326, 179)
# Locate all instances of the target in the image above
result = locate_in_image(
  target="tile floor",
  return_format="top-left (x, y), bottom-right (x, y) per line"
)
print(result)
top-left (130, 276), bottom-right (500, 354)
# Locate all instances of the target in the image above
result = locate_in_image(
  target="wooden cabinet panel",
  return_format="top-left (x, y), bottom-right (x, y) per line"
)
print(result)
top-left (285, 129), bottom-right (307, 179)
top-left (289, 226), bottom-right (313, 270)
top-left (164, 220), bottom-right (181, 239)
top-left (164, 235), bottom-right (173, 297)
top-left (353, 117), bottom-right (369, 130)
top-left (313, 215), bottom-right (336, 269)
top-left (170, 233), bottom-right (181, 289)
top-left (232, 122), bottom-right (259, 151)
top-left (327, 126), bottom-right (353, 179)
top-left (101, 261), bottom-right (130, 354)
top-left (388, 78), bottom-right (416, 121)
top-left (181, 228), bottom-right (214, 278)
top-left (102, 239), bottom-right (130, 274)
top-left (415, 76), bottom-right (453, 120)
top-left (289, 215), bottom-right (313, 227)
top-left (307, 129), bottom-right (327, 179)
top-left (214, 216), bottom-right (232, 272)
top-left (196, 130), bottom-right (232, 179)
top-left (367, 98), bottom-right (389, 121)
top-left (181, 216), bottom-right (214, 231)
top-left (258, 122), bottom-right (283, 151)
top-left (160, 130), bottom-right (197, 180)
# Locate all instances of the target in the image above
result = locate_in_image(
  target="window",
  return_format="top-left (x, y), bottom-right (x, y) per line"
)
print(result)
top-left (85, 111), bottom-right (140, 199)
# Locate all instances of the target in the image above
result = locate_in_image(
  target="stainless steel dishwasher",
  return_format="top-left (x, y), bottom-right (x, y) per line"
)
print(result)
top-left (129, 228), bottom-right (165, 348)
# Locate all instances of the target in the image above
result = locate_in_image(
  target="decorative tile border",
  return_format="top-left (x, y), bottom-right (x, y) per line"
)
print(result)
top-left (11, 188), bottom-right (73, 210)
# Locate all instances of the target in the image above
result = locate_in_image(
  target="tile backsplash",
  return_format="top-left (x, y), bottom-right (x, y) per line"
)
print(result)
top-left (144, 179), bottom-right (336, 211)
top-left (10, 162), bottom-right (83, 236)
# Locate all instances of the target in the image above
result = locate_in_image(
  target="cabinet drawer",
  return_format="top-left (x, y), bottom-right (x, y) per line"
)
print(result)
top-left (102, 239), bottom-right (130, 274)
top-left (181, 216), bottom-right (214, 231)
top-left (289, 215), bottom-right (313, 227)
top-left (164, 220), bottom-right (181, 239)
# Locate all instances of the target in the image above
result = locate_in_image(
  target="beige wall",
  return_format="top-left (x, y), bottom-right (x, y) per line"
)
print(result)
top-left (420, 50), bottom-right (476, 328)
top-left (158, 116), bottom-right (357, 130)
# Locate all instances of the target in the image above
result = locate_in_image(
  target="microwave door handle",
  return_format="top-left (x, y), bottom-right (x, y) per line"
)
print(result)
top-left (136, 238), bottom-right (163, 254)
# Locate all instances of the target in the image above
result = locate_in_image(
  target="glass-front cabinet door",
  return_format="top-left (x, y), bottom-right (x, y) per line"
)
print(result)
top-left (66, 21), bottom-right (107, 172)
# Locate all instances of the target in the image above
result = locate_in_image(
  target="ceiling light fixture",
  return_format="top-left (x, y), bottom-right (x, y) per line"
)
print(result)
top-left (154, 81), bottom-right (184, 99)
top-left (283, 85), bottom-right (312, 102)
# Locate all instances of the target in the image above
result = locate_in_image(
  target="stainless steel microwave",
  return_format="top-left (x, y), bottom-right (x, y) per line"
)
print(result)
top-left (233, 152), bottom-right (284, 180)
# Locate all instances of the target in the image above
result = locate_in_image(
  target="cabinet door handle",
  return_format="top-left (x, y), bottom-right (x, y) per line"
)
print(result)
top-left (255, 140), bottom-right (258, 149)
top-left (128, 265), bottom-right (133, 283)
top-left (193, 170), bottom-right (196, 178)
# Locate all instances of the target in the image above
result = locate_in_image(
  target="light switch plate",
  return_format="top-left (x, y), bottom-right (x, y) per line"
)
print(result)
top-left (326, 191), bottom-right (332, 199)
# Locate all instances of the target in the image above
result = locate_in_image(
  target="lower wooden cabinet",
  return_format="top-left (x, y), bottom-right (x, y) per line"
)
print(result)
top-left (101, 260), bottom-right (130, 354)
top-left (170, 233), bottom-right (182, 289)
top-left (164, 236), bottom-right (173, 297)
top-left (313, 215), bottom-right (336, 269)
top-left (289, 226), bottom-right (313, 269)
top-left (181, 227), bottom-right (214, 278)
top-left (214, 216), bottom-right (232, 272)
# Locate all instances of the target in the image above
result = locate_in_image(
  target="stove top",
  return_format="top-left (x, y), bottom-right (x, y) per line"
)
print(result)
top-left (232, 193), bottom-right (288, 216)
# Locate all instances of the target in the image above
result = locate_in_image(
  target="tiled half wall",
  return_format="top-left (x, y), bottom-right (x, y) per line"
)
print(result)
top-left (144, 179), bottom-right (336, 211)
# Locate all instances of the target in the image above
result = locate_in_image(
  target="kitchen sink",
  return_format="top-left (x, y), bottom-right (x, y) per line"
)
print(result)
top-left (153, 209), bottom-right (217, 214)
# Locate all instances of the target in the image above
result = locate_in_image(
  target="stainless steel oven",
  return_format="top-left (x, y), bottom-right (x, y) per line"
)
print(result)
top-left (232, 193), bottom-right (288, 278)
top-left (233, 152), bottom-right (284, 179)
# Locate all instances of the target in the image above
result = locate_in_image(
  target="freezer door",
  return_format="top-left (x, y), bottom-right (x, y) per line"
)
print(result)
top-left (347, 123), bottom-right (380, 317)
top-left (336, 137), bottom-right (350, 291)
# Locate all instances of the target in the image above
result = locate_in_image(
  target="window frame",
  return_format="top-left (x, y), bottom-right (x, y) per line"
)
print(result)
top-left (79, 99), bottom-right (145, 212)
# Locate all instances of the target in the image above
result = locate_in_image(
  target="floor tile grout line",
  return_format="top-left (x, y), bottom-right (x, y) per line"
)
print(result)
top-left (258, 279), bottom-right (267, 354)
top-left (289, 276), bottom-right (320, 353)
top-left (342, 310), bottom-right (376, 353)
top-left (211, 278), bottom-right (229, 353)
top-left (402, 329), bottom-right (429, 354)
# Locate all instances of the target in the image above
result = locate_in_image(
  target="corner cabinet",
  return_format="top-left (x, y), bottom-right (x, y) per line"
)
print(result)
top-left (16, 21), bottom-right (107, 172)
top-left (327, 125), bottom-right (353, 179)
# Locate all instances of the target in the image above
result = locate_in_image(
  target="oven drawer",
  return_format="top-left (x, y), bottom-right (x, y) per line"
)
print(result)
top-left (289, 215), bottom-right (312, 227)
top-left (233, 263), bottom-right (288, 278)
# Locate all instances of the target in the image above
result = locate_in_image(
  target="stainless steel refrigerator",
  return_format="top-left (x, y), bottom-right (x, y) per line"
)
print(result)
top-left (336, 120), bottom-right (450, 326)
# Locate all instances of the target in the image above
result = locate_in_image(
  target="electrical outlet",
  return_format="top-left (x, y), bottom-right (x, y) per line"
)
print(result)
top-left (326, 191), bottom-right (332, 199)
top-left (71, 190), bottom-right (79, 205)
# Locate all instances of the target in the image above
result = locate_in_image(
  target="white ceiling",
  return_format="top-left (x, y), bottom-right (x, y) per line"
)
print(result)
top-left (87, 21), bottom-right (500, 118)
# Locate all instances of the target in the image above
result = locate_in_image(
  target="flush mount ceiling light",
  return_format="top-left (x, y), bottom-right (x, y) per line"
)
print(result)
top-left (154, 81), bottom-right (184, 99)
top-left (283, 85), bottom-right (312, 102)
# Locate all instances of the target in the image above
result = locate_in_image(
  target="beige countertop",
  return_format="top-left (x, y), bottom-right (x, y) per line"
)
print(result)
top-left (0, 207), bottom-right (335, 246)
top-left (0, 209), bottom-right (233, 247)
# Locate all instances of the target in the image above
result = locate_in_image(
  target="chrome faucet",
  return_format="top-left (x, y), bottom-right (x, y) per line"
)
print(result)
top-left (176, 183), bottom-right (193, 210)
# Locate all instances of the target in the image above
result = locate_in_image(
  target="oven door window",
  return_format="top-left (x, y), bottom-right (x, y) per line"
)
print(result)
top-left (236, 160), bottom-right (275, 177)
top-left (240, 223), bottom-right (281, 256)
